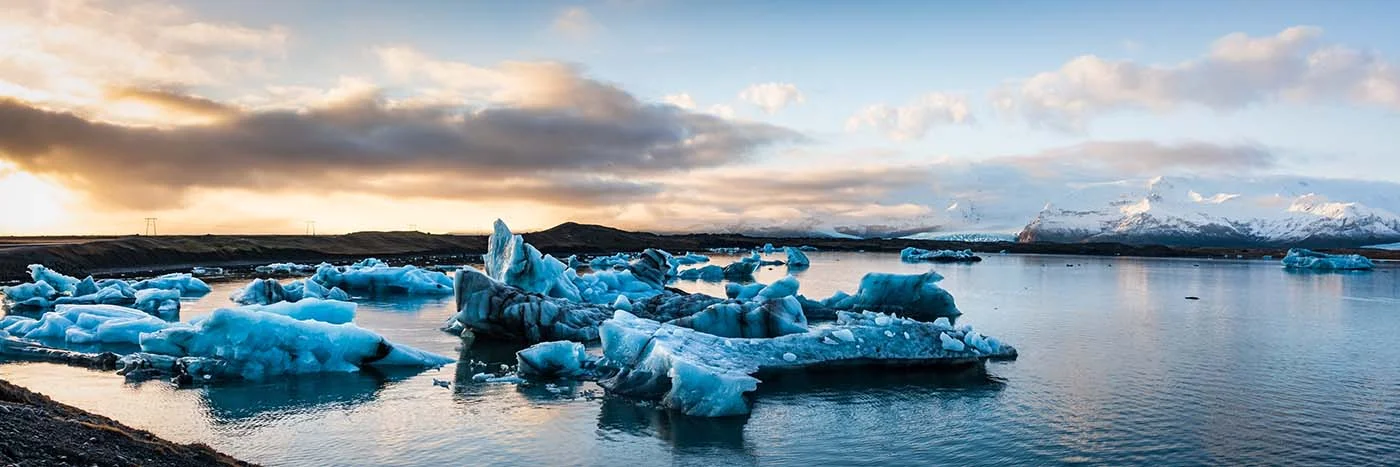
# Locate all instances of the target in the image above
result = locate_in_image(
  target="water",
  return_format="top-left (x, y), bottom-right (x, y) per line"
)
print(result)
top-left (3, 253), bottom-right (1399, 466)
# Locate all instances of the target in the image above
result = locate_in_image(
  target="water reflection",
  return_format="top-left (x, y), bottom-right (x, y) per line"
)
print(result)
top-left (191, 367), bottom-right (420, 424)
top-left (349, 293), bottom-right (454, 313)
top-left (597, 397), bottom-right (751, 453)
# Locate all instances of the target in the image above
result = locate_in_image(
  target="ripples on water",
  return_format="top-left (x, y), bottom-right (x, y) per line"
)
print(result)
top-left (2, 253), bottom-right (1398, 466)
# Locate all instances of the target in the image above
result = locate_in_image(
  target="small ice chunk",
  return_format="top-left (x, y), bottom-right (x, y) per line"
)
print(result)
top-left (781, 352), bottom-right (797, 362)
top-left (830, 329), bottom-right (856, 342)
top-left (939, 332), bottom-right (966, 351)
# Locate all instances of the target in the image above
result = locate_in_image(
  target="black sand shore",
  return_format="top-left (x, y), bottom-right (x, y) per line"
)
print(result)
top-left (0, 377), bottom-right (251, 466)
top-left (2, 222), bottom-right (1396, 282)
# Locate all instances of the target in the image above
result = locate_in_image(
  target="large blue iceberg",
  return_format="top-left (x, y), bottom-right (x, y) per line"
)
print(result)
top-left (900, 247), bottom-right (982, 263)
top-left (231, 278), bottom-right (351, 305)
top-left (591, 309), bottom-right (1015, 417)
top-left (1281, 248), bottom-right (1375, 270)
top-left (311, 261), bottom-right (452, 295)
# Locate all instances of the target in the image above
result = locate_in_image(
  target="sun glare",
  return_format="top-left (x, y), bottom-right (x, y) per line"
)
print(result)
top-left (0, 164), bottom-right (70, 234)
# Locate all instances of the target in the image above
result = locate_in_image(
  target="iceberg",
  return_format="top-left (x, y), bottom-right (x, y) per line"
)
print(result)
top-left (784, 246), bottom-right (811, 268)
top-left (484, 220), bottom-right (583, 301)
top-left (254, 262), bottom-right (316, 275)
top-left (1, 304), bottom-right (169, 346)
top-left (2, 281), bottom-right (61, 308)
top-left (669, 277), bottom-right (807, 338)
top-left (139, 307), bottom-right (451, 380)
top-left (311, 262), bottom-right (452, 295)
top-left (588, 253), bottom-right (633, 271)
top-left (515, 341), bottom-right (593, 378)
top-left (1281, 248), bottom-right (1375, 270)
top-left (53, 285), bottom-right (135, 307)
top-left (231, 278), bottom-right (350, 305)
top-left (595, 310), bottom-right (1016, 417)
top-left (810, 271), bottom-right (960, 321)
top-left (900, 247), bottom-right (982, 263)
top-left (28, 264), bottom-right (80, 293)
top-left (721, 260), bottom-right (759, 281)
top-left (673, 253), bottom-right (710, 266)
top-left (130, 273), bottom-right (212, 296)
top-left (232, 298), bottom-right (356, 324)
top-left (132, 288), bottom-right (181, 320)
top-left (677, 265), bottom-right (725, 281)
top-left (448, 266), bottom-right (616, 342)
top-left (190, 267), bottom-right (225, 276)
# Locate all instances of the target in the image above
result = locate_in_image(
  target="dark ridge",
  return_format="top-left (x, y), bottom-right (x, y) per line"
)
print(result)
top-left (0, 378), bottom-right (253, 466)
top-left (2, 222), bottom-right (1397, 282)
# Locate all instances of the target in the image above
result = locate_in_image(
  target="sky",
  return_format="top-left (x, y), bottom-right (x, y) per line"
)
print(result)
top-left (0, 0), bottom-right (1397, 236)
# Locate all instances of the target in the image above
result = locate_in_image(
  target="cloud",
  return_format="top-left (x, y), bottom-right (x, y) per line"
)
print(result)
top-left (846, 93), bottom-right (974, 140)
top-left (0, 63), bottom-right (801, 209)
top-left (0, 0), bottom-right (287, 107)
top-left (993, 26), bottom-right (1400, 130)
top-left (739, 82), bottom-right (804, 114)
top-left (552, 7), bottom-right (598, 38)
top-left (992, 140), bottom-right (1278, 176)
top-left (662, 93), bottom-right (696, 110)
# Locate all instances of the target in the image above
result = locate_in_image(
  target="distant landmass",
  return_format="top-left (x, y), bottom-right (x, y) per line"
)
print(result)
top-left (2, 221), bottom-right (1396, 282)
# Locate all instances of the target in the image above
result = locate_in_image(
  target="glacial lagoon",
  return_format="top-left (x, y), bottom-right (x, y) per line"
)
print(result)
top-left (2, 252), bottom-right (1398, 466)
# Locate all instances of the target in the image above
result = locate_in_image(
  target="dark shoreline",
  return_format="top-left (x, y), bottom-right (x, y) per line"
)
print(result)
top-left (0, 377), bottom-right (252, 466)
top-left (2, 222), bottom-right (1397, 282)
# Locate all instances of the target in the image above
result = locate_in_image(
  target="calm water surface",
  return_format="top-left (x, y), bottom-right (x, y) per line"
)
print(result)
top-left (3, 253), bottom-right (1398, 466)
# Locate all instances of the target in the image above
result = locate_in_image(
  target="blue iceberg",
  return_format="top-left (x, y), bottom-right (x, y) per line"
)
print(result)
top-left (900, 247), bottom-right (982, 263)
top-left (1281, 248), bottom-right (1374, 270)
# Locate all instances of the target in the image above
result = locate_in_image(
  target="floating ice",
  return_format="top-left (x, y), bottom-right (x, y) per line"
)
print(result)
top-left (449, 267), bottom-right (722, 343)
top-left (132, 289), bottom-right (181, 320)
top-left (588, 253), bottom-right (633, 271)
top-left (130, 273), bottom-right (212, 296)
top-left (721, 260), bottom-right (759, 281)
top-left (673, 253), bottom-right (710, 266)
top-left (231, 278), bottom-right (351, 305)
top-left (677, 265), bottom-right (724, 281)
top-left (232, 298), bottom-right (356, 324)
top-left (762, 243), bottom-right (776, 254)
top-left (597, 310), bottom-right (1016, 417)
top-left (254, 263), bottom-right (315, 275)
top-left (811, 272), bottom-right (960, 321)
top-left (784, 246), bottom-right (811, 268)
top-left (449, 266), bottom-right (615, 342)
top-left (900, 247), bottom-right (982, 263)
top-left (139, 307), bottom-right (450, 380)
top-left (2, 281), bottom-right (61, 308)
top-left (54, 285), bottom-right (135, 307)
top-left (516, 341), bottom-right (592, 378)
top-left (670, 278), bottom-right (807, 339)
top-left (191, 267), bottom-right (225, 276)
top-left (312, 262), bottom-right (452, 295)
top-left (28, 265), bottom-right (80, 294)
top-left (1, 305), bottom-right (169, 346)
top-left (1281, 248), bottom-right (1374, 270)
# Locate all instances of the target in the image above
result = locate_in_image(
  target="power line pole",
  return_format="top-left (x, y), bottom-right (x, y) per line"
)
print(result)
top-left (409, 224), bottom-right (418, 232)
top-left (144, 218), bottom-right (158, 236)
top-left (305, 220), bottom-right (316, 236)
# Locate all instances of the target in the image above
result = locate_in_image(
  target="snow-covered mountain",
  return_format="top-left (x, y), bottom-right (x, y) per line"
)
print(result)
top-left (1018, 177), bottom-right (1400, 247)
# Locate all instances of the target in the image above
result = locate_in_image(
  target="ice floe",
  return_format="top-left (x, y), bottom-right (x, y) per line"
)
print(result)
top-left (311, 262), bottom-right (452, 295)
top-left (231, 278), bottom-right (350, 305)
top-left (1281, 248), bottom-right (1375, 270)
top-left (900, 247), bottom-right (982, 263)
top-left (591, 309), bottom-right (1015, 417)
